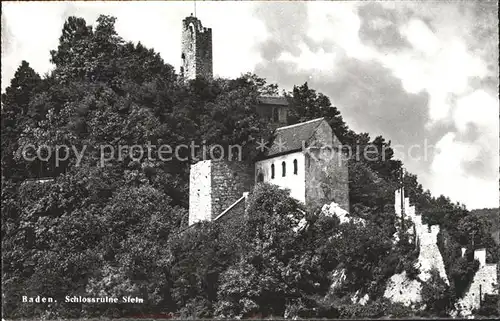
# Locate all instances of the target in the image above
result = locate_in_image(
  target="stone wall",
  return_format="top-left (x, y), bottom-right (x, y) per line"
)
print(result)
top-left (255, 104), bottom-right (288, 125)
top-left (391, 189), bottom-right (499, 314)
top-left (189, 160), bottom-right (212, 225)
top-left (457, 248), bottom-right (498, 316)
top-left (305, 122), bottom-right (349, 211)
top-left (194, 27), bottom-right (212, 79)
top-left (210, 160), bottom-right (253, 220)
top-left (214, 193), bottom-right (248, 225)
top-left (394, 189), bottom-right (449, 283)
top-left (189, 160), bottom-right (253, 225)
top-left (181, 16), bottom-right (212, 81)
top-left (384, 189), bottom-right (450, 306)
top-left (384, 271), bottom-right (422, 307)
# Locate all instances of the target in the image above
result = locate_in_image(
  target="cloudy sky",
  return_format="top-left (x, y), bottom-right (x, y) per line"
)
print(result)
top-left (2, 1), bottom-right (498, 209)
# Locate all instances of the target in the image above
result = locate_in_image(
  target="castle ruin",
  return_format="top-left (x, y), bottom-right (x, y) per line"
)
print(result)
top-left (184, 16), bottom-right (349, 225)
top-left (385, 189), bottom-right (498, 315)
top-left (181, 14), bottom-right (213, 81)
top-left (182, 15), bottom-right (498, 315)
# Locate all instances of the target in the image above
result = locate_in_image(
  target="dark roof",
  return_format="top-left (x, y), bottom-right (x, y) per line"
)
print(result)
top-left (257, 96), bottom-right (288, 106)
top-left (264, 118), bottom-right (325, 158)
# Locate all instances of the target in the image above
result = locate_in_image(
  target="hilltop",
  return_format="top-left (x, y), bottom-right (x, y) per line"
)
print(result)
top-left (1, 14), bottom-right (498, 319)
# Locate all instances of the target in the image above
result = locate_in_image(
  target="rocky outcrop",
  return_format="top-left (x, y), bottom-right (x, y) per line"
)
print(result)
top-left (322, 201), bottom-right (365, 225)
top-left (384, 271), bottom-right (422, 307)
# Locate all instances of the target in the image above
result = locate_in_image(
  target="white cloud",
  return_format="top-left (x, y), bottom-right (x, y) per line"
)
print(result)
top-left (453, 89), bottom-right (499, 134)
top-left (430, 89), bottom-right (499, 209)
top-left (432, 133), bottom-right (478, 175)
top-left (306, 2), bottom-right (375, 61)
top-left (278, 43), bottom-right (337, 72)
top-left (400, 18), bottom-right (439, 56)
top-left (359, 10), bottom-right (490, 128)
top-left (431, 132), bottom-right (499, 209)
top-left (302, 2), bottom-right (499, 209)
top-left (1, 2), bottom-right (66, 88)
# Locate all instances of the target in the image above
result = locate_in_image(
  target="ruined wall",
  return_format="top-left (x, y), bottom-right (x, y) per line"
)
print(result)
top-left (189, 160), bottom-right (212, 225)
top-left (385, 189), bottom-right (450, 306)
top-left (255, 151), bottom-right (306, 203)
top-left (255, 105), bottom-right (288, 124)
top-left (384, 271), bottom-right (422, 307)
top-left (395, 189), bottom-right (449, 283)
top-left (214, 193), bottom-right (248, 225)
top-left (210, 160), bottom-right (253, 220)
top-left (189, 160), bottom-right (252, 225)
top-left (255, 104), bottom-right (273, 120)
top-left (181, 16), bottom-right (212, 81)
top-left (457, 248), bottom-right (498, 316)
top-left (305, 122), bottom-right (349, 211)
top-left (278, 106), bottom-right (288, 124)
top-left (390, 190), bottom-right (499, 314)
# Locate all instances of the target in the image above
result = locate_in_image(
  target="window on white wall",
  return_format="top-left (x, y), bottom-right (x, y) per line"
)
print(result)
top-left (293, 159), bottom-right (298, 174)
top-left (271, 164), bottom-right (275, 179)
top-left (282, 161), bottom-right (286, 177)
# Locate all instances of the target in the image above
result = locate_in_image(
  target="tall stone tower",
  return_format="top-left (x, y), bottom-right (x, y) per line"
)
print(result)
top-left (181, 14), bottom-right (213, 81)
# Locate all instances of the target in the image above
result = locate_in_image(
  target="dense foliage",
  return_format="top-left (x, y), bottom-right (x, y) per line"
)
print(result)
top-left (2, 15), bottom-right (498, 319)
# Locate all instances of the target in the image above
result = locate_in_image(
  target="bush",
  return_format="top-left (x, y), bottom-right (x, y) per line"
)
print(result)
top-left (404, 261), bottom-right (420, 280)
top-left (450, 255), bottom-right (480, 298)
top-left (421, 269), bottom-right (454, 317)
top-left (474, 294), bottom-right (499, 318)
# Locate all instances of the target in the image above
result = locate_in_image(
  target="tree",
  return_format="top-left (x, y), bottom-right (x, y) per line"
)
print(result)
top-left (167, 220), bottom-right (243, 318)
top-left (1, 61), bottom-right (42, 180)
top-left (215, 184), bottom-right (325, 318)
top-left (288, 82), bottom-right (349, 142)
top-left (421, 268), bottom-right (454, 317)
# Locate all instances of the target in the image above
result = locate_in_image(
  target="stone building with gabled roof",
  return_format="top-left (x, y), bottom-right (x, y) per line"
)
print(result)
top-left (188, 117), bottom-right (349, 226)
top-left (254, 117), bottom-right (349, 212)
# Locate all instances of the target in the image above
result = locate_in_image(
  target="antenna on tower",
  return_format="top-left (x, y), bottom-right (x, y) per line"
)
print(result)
top-left (400, 166), bottom-right (405, 230)
top-left (194, 0), bottom-right (197, 18)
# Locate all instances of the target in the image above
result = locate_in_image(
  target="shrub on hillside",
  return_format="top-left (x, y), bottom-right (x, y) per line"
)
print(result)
top-left (421, 268), bottom-right (454, 317)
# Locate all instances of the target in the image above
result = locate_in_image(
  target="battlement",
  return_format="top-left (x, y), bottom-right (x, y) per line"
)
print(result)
top-left (474, 248), bottom-right (486, 267)
top-left (394, 188), bottom-right (448, 283)
top-left (457, 247), bottom-right (498, 316)
top-left (182, 15), bottom-right (210, 32)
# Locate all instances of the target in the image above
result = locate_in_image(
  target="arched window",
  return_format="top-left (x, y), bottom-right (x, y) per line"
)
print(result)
top-left (271, 164), bottom-right (275, 179)
top-left (257, 172), bottom-right (264, 182)
top-left (282, 161), bottom-right (286, 177)
top-left (189, 25), bottom-right (194, 39)
top-left (293, 159), bottom-right (298, 175)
